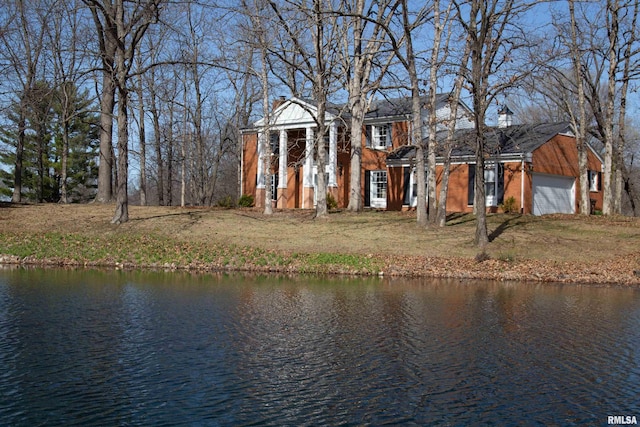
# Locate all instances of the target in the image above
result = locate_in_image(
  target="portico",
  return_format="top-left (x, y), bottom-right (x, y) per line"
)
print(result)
top-left (251, 98), bottom-right (339, 209)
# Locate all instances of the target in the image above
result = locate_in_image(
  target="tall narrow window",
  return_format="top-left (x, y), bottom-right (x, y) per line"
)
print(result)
top-left (485, 166), bottom-right (496, 206)
top-left (269, 132), bottom-right (279, 155)
top-left (368, 170), bottom-right (387, 208)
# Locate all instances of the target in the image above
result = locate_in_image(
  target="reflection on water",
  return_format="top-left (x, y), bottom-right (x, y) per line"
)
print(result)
top-left (0, 268), bottom-right (639, 425)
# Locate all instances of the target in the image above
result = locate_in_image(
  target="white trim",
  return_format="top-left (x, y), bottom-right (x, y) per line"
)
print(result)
top-left (328, 121), bottom-right (338, 187)
top-left (369, 170), bottom-right (387, 208)
top-left (304, 127), bottom-right (314, 187)
top-left (253, 96), bottom-right (338, 128)
top-left (278, 129), bottom-right (287, 189)
top-left (257, 131), bottom-right (265, 188)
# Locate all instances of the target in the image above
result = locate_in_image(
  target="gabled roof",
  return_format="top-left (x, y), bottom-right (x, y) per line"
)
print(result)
top-left (251, 96), bottom-right (341, 129)
top-left (455, 122), bottom-right (575, 157)
top-left (243, 94), bottom-right (462, 132)
top-left (387, 122), bottom-right (577, 164)
top-left (364, 94), bottom-right (452, 119)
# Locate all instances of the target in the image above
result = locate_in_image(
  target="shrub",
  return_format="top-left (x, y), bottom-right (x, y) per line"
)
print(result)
top-left (326, 192), bottom-right (338, 210)
top-left (475, 251), bottom-right (491, 263)
top-left (500, 196), bottom-right (518, 214)
top-left (217, 195), bottom-right (234, 208)
top-left (238, 194), bottom-right (254, 208)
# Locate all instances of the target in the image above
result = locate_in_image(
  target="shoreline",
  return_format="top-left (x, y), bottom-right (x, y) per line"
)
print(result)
top-left (2, 251), bottom-right (639, 287)
top-left (1, 203), bottom-right (640, 287)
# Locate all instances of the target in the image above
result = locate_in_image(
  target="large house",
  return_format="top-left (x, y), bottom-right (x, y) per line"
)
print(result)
top-left (240, 96), bottom-right (603, 215)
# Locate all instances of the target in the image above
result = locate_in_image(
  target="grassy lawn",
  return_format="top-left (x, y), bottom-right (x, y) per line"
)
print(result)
top-left (1, 202), bottom-right (639, 284)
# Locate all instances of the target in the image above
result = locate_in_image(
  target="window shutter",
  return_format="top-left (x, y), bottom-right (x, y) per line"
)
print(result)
top-left (598, 172), bottom-right (602, 191)
top-left (364, 171), bottom-right (371, 207)
top-left (467, 164), bottom-right (476, 205)
top-left (497, 163), bottom-right (505, 205)
top-left (272, 174), bottom-right (278, 200)
top-left (387, 124), bottom-right (393, 148)
top-left (365, 125), bottom-right (372, 147)
top-left (403, 167), bottom-right (411, 205)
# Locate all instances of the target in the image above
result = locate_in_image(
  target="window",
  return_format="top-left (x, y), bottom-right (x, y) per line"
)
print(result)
top-left (367, 124), bottom-right (392, 149)
top-left (366, 170), bottom-right (387, 208)
top-left (371, 171), bottom-right (387, 199)
top-left (588, 170), bottom-right (601, 192)
top-left (485, 167), bottom-right (496, 206)
top-left (269, 132), bottom-right (279, 155)
top-left (467, 163), bottom-right (504, 207)
top-left (403, 167), bottom-right (427, 207)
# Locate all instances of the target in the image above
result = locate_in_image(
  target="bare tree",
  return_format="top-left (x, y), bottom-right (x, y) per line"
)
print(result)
top-left (82, 0), bottom-right (163, 223)
top-left (568, 0), bottom-right (590, 215)
top-left (134, 51), bottom-right (147, 206)
top-left (84, 0), bottom-right (116, 203)
top-left (425, 0), bottom-right (455, 224)
top-left (454, 0), bottom-right (533, 247)
top-left (382, 0), bottom-right (430, 226)
top-left (616, 0), bottom-right (640, 215)
top-left (436, 38), bottom-right (470, 227)
top-left (578, 0), bottom-right (640, 215)
top-left (342, 0), bottom-right (396, 213)
top-left (266, 0), bottom-right (343, 218)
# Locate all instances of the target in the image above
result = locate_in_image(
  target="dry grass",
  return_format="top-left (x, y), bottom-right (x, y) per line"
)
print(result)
top-left (1, 202), bottom-right (639, 284)
top-left (1, 202), bottom-right (638, 262)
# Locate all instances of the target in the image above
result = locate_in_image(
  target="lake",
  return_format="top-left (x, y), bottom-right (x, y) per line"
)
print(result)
top-left (0, 268), bottom-right (639, 426)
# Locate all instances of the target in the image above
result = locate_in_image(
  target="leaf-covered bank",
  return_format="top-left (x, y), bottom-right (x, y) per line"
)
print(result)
top-left (1, 203), bottom-right (639, 285)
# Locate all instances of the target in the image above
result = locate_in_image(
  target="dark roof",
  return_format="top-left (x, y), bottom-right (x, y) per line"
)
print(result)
top-left (455, 121), bottom-right (573, 156)
top-left (498, 105), bottom-right (514, 115)
top-left (387, 122), bottom-right (574, 163)
top-left (291, 94), bottom-right (454, 121)
top-left (365, 94), bottom-right (451, 119)
top-left (294, 97), bottom-right (347, 118)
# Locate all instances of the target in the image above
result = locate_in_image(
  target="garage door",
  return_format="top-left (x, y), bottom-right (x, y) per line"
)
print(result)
top-left (532, 173), bottom-right (575, 215)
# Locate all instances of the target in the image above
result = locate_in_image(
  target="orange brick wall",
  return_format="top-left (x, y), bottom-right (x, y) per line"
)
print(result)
top-left (242, 133), bottom-right (258, 201)
top-left (533, 134), bottom-right (603, 212)
top-left (361, 121), bottom-right (410, 207)
top-left (431, 134), bottom-right (603, 214)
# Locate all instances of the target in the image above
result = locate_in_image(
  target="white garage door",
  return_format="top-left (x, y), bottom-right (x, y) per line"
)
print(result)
top-left (532, 173), bottom-right (575, 215)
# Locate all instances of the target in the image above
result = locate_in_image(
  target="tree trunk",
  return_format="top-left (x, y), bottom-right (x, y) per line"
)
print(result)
top-left (346, 102), bottom-right (364, 212)
top-left (111, 6), bottom-right (129, 224)
top-left (602, 0), bottom-right (620, 215)
top-left (112, 79), bottom-right (129, 224)
top-left (150, 97), bottom-right (163, 205)
top-left (60, 120), bottom-right (70, 204)
top-left (12, 112), bottom-right (26, 203)
top-left (96, 74), bottom-right (115, 203)
top-left (426, 0), bottom-right (445, 224)
top-left (137, 75), bottom-right (147, 206)
top-left (568, 0), bottom-right (590, 215)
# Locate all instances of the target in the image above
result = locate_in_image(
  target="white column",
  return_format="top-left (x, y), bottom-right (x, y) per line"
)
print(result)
top-left (257, 131), bottom-right (265, 188)
top-left (328, 121), bottom-right (337, 187)
top-left (278, 129), bottom-right (287, 188)
top-left (304, 127), bottom-right (314, 187)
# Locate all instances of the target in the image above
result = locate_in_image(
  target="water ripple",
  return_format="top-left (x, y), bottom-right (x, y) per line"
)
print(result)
top-left (1, 273), bottom-right (639, 425)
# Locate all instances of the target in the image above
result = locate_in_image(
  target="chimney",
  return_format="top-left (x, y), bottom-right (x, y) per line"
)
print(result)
top-left (498, 105), bottom-right (513, 128)
top-left (272, 95), bottom-right (286, 111)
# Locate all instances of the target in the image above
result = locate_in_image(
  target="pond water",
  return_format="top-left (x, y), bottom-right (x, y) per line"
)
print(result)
top-left (0, 268), bottom-right (639, 426)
